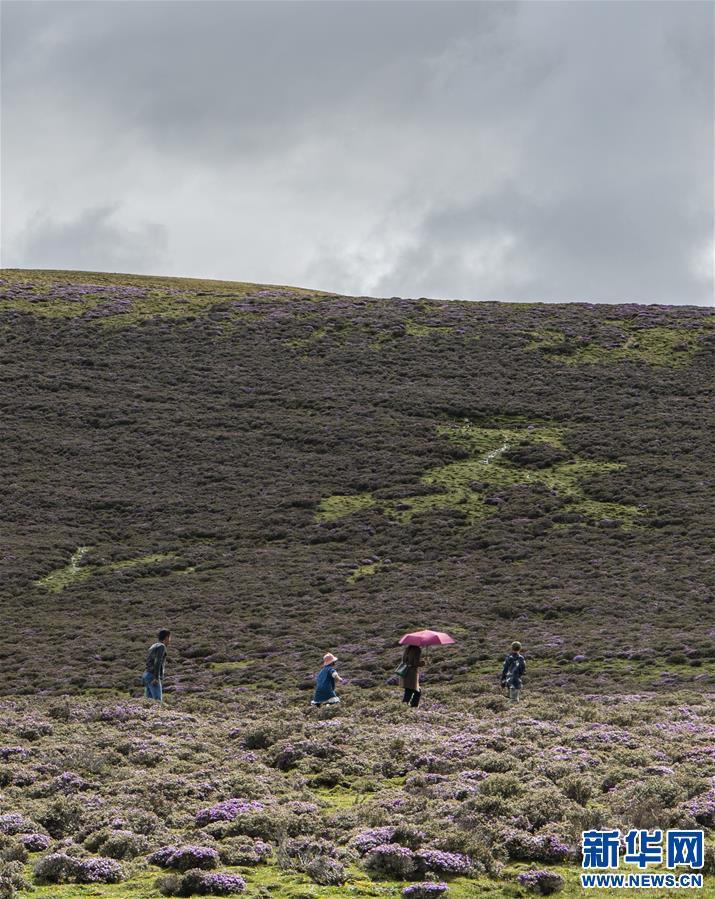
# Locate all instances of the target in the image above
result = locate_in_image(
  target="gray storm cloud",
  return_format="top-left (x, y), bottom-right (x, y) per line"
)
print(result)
top-left (1, 0), bottom-right (712, 304)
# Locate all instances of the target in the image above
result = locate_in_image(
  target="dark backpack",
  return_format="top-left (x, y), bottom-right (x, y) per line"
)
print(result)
top-left (504, 654), bottom-right (524, 687)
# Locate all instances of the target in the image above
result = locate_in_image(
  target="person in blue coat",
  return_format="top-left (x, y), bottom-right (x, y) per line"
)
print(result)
top-left (311, 653), bottom-right (343, 706)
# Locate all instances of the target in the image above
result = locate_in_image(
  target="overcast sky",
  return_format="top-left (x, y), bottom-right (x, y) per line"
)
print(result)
top-left (2, 1), bottom-right (713, 304)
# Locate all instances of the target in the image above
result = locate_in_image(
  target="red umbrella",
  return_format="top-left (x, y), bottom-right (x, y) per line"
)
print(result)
top-left (399, 629), bottom-right (455, 646)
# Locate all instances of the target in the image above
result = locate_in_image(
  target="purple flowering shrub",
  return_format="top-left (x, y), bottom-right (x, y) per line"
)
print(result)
top-left (84, 827), bottom-right (150, 859)
top-left (0, 860), bottom-right (33, 896)
top-left (416, 849), bottom-right (473, 876)
top-left (76, 856), bottom-right (125, 883)
top-left (518, 868), bottom-right (565, 894)
top-left (196, 798), bottom-right (265, 826)
top-left (217, 836), bottom-right (272, 866)
top-left (0, 815), bottom-right (33, 836)
top-left (20, 832), bottom-right (51, 852)
top-left (502, 831), bottom-right (571, 864)
top-left (149, 845), bottom-right (220, 872)
top-left (403, 884), bottom-right (449, 898)
top-left (157, 869), bottom-right (247, 896)
top-left (349, 827), bottom-right (397, 855)
top-left (34, 852), bottom-right (123, 884)
top-left (364, 844), bottom-right (417, 879)
top-left (681, 790), bottom-right (715, 828)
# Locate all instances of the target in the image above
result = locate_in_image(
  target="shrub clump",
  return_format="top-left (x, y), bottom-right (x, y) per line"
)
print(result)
top-left (0, 816), bottom-right (32, 837)
top-left (416, 849), bottom-right (473, 876)
top-left (518, 868), bottom-right (565, 894)
top-left (349, 827), bottom-right (396, 855)
top-left (503, 831), bottom-right (571, 863)
top-left (403, 884), bottom-right (449, 898)
top-left (37, 797), bottom-right (85, 838)
top-left (196, 799), bottom-right (265, 827)
top-left (217, 836), bottom-right (272, 867)
top-left (156, 869), bottom-right (247, 896)
top-left (84, 827), bottom-right (149, 860)
top-left (149, 845), bottom-right (220, 872)
top-left (0, 860), bottom-right (33, 898)
top-left (681, 790), bottom-right (715, 828)
top-left (34, 852), bottom-right (123, 884)
top-left (364, 844), bottom-right (417, 879)
top-left (0, 836), bottom-right (27, 864)
top-left (20, 833), bottom-right (51, 852)
top-left (304, 856), bottom-right (347, 886)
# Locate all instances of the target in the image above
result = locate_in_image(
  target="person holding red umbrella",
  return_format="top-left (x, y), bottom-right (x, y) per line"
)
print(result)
top-left (397, 630), bottom-right (455, 708)
top-left (399, 644), bottom-right (424, 707)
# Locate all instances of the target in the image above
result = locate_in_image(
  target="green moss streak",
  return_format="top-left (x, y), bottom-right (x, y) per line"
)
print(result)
top-left (317, 493), bottom-right (377, 522)
top-left (105, 552), bottom-right (176, 571)
top-left (36, 546), bottom-right (92, 592)
top-left (211, 660), bottom-right (252, 672)
top-left (528, 324), bottom-right (709, 367)
top-left (318, 423), bottom-right (642, 527)
top-left (285, 327), bottom-right (329, 349)
top-left (36, 550), bottom-right (180, 592)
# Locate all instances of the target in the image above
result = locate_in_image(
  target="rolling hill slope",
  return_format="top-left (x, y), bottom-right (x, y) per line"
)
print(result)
top-left (0, 269), bottom-right (713, 898)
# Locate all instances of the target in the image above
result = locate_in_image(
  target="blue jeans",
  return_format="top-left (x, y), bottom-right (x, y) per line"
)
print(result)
top-left (142, 671), bottom-right (162, 701)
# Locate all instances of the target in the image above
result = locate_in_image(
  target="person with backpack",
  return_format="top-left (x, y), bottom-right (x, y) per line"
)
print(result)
top-left (311, 653), bottom-right (343, 707)
top-left (142, 629), bottom-right (171, 701)
top-left (501, 641), bottom-right (526, 702)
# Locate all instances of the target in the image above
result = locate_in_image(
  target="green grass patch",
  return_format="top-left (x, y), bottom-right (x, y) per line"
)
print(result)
top-left (318, 422), bottom-right (640, 526)
top-left (36, 549), bottom-right (181, 592)
top-left (528, 324), bottom-right (710, 367)
top-left (317, 493), bottom-right (377, 522)
top-left (36, 546), bottom-right (92, 593)
top-left (106, 552), bottom-right (176, 571)
top-left (210, 660), bottom-right (252, 672)
top-left (285, 326), bottom-right (329, 349)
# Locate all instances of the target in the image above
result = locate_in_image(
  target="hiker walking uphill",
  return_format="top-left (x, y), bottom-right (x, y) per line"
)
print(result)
top-left (311, 653), bottom-right (343, 707)
top-left (142, 629), bottom-right (171, 702)
top-left (501, 640), bottom-right (526, 702)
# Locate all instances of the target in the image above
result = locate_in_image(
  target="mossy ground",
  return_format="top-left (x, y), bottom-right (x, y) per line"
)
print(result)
top-left (527, 324), bottom-right (709, 367)
top-left (318, 422), bottom-right (642, 527)
top-left (36, 550), bottom-right (180, 593)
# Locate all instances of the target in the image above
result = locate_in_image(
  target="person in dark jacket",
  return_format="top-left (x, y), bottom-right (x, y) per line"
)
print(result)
top-left (311, 653), bottom-right (343, 706)
top-left (400, 644), bottom-right (424, 707)
top-left (142, 629), bottom-right (171, 701)
top-left (501, 641), bottom-right (526, 702)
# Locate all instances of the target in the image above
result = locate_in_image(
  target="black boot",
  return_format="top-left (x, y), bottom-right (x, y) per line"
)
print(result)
top-left (410, 690), bottom-right (421, 708)
top-left (402, 688), bottom-right (414, 704)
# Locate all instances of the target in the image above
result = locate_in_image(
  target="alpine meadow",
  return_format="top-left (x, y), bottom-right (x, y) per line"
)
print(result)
top-left (0, 268), bottom-right (713, 899)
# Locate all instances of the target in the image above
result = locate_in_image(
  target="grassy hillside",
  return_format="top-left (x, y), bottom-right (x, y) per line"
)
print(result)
top-left (0, 269), bottom-right (713, 898)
